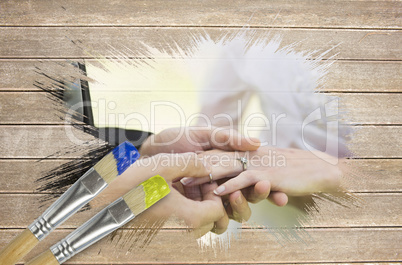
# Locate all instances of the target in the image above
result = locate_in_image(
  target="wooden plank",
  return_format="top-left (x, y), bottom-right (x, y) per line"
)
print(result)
top-left (347, 126), bottom-right (401, 158)
top-left (348, 126), bottom-right (402, 158)
top-left (0, 0), bottom-right (400, 29)
top-left (0, 193), bottom-right (400, 229)
top-left (0, 126), bottom-right (97, 159)
top-left (337, 93), bottom-right (402, 125)
top-left (0, 125), bottom-right (399, 158)
top-left (0, 28), bottom-right (400, 60)
top-left (0, 159), bottom-right (400, 193)
top-left (0, 93), bottom-right (67, 124)
top-left (327, 61), bottom-right (402, 92)
top-left (1, 60), bottom-right (401, 92)
top-left (0, 160), bottom-right (70, 192)
top-left (0, 92), bottom-right (401, 125)
top-left (344, 159), bottom-right (402, 192)
top-left (0, 59), bottom-right (84, 91)
top-left (0, 194), bottom-right (103, 229)
top-left (0, 228), bottom-right (400, 263)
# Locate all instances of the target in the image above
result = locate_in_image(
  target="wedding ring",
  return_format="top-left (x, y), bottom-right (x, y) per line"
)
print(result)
top-left (209, 173), bottom-right (213, 184)
top-left (237, 156), bottom-right (248, 171)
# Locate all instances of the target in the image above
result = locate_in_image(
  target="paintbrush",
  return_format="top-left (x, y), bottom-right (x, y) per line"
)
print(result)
top-left (26, 175), bottom-right (170, 265)
top-left (0, 141), bottom-right (140, 265)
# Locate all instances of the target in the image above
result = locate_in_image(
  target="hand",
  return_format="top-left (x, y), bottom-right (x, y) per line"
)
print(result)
top-left (92, 152), bottom-right (252, 237)
top-left (182, 147), bottom-right (343, 206)
top-left (139, 126), bottom-right (260, 156)
top-left (137, 126), bottom-right (259, 229)
top-left (180, 149), bottom-right (287, 207)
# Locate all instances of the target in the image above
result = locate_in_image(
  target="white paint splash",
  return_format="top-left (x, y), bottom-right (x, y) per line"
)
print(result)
top-left (79, 28), bottom-right (355, 248)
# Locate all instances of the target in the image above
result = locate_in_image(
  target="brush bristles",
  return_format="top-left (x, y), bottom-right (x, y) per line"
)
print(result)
top-left (93, 152), bottom-right (118, 184)
top-left (123, 175), bottom-right (170, 216)
top-left (123, 186), bottom-right (147, 216)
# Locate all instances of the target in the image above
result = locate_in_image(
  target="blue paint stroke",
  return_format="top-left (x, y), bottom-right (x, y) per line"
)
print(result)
top-left (112, 141), bottom-right (140, 175)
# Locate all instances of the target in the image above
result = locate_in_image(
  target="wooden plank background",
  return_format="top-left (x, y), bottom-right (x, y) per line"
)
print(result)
top-left (0, 1), bottom-right (401, 264)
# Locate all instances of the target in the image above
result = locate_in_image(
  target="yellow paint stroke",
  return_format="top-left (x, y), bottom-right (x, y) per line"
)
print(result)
top-left (141, 175), bottom-right (170, 209)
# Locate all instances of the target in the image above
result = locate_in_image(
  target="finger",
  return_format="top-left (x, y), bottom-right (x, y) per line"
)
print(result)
top-left (192, 222), bottom-right (215, 238)
top-left (267, 191), bottom-right (289, 207)
top-left (221, 195), bottom-right (233, 219)
top-left (120, 152), bottom-right (209, 184)
top-left (162, 152), bottom-right (211, 181)
top-left (200, 182), bottom-right (227, 229)
top-left (212, 211), bottom-right (229, 234)
top-left (244, 180), bottom-right (271, 204)
top-left (211, 195), bottom-right (230, 234)
top-left (198, 127), bottom-right (261, 151)
top-left (201, 182), bottom-right (229, 234)
top-left (180, 164), bottom-right (242, 186)
top-left (179, 182), bottom-right (225, 232)
top-left (229, 191), bottom-right (251, 222)
top-left (181, 152), bottom-right (245, 186)
top-left (174, 191), bottom-right (223, 230)
top-left (213, 170), bottom-right (261, 196)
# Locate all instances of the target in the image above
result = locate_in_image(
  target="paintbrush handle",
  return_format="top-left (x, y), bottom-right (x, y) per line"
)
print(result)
top-left (0, 228), bottom-right (39, 265)
top-left (28, 167), bottom-right (107, 241)
top-left (25, 249), bottom-right (59, 265)
top-left (49, 197), bottom-right (134, 264)
top-left (0, 168), bottom-right (106, 265)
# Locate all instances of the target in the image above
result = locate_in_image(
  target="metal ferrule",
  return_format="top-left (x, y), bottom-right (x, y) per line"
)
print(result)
top-left (28, 167), bottom-right (108, 241)
top-left (50, 197), bottom-right (135, 264)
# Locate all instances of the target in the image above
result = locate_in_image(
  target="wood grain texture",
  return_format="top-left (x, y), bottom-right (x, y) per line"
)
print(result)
top-left (0, 28), bottom-right (400, 60)
top-left (0, 59), bottom-right (84, 90)
top-left (0, 160), bottom-right (71, 192)
top-left (1, 60), bottom-right (401, 92)
top-left (0, 125), bottom-right (400, 158)
top-left (347, 126), bottom-right (401, 158)
top-left (0, 228), bottom-right (400, 264)
top-left (0, 92), bottom-right (400, 124)
top-left (0, 193), bottom-right (400, 229)
top-left (343, 159), bottom-right (402, 192)
top-left (337, 93), bottom-right (402, 125)
top-left (0, 0), bottom-right (400, 29)
top-left (0, 126), bottom-right (96, 159)
top-left (327, 61), bottom-right (402, 92)
top-left (0, 93), bottom-right (67, 124)
top-left (0, 159), bottom-right (400, 193)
